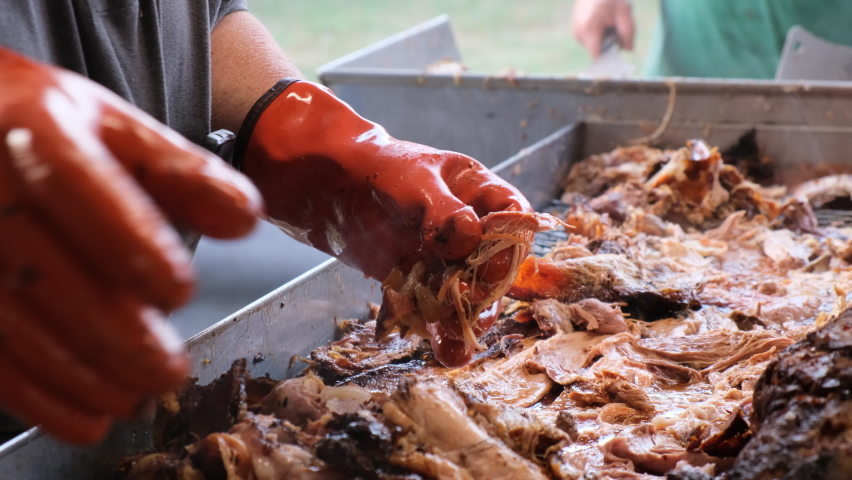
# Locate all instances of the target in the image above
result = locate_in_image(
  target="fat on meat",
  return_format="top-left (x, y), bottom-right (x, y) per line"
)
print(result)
top-left (452, 339), bottom-right (554, 407)
top-left (527, 331), bottom-right (608, 384)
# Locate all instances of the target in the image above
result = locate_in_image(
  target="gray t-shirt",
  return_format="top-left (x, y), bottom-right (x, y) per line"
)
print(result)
top-left (0, 1), bottom-right (249, 436)
top-left (0, 0), bottom-right (248, 145)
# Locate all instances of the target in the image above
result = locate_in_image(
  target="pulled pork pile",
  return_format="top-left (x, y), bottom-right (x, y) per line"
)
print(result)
top-left (121, 141), bottom-right (852, 480)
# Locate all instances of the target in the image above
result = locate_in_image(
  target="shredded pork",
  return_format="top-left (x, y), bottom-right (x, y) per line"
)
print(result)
top-left (122, 140), bottom-right (852, 480)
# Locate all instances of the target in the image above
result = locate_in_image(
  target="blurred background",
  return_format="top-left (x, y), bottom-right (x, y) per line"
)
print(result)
top-left (168, 0), bottom-right (660, 339)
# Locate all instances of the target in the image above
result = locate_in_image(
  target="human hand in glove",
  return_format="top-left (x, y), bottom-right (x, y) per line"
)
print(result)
top-left (0, 48), bottom-right (263, 444)
top-left (233, 80), bottom-right (533, 367)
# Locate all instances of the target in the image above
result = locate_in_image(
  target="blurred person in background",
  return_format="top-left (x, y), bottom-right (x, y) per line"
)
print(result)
top-left (572, 0), bottom-right (852, 79)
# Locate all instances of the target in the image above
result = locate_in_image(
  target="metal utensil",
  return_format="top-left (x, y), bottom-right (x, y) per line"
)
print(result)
top-left (776, 26), bottom-right (852, 82)
top-left (578, 27), bottom-right (635, 78)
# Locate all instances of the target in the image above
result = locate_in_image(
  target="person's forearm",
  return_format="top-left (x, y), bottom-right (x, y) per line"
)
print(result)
top-left (210, 11), bottom-right (305, 134)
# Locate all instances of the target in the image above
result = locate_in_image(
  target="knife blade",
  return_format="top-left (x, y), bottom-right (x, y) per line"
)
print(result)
top-left (578, 27), bottom-right (635, 78)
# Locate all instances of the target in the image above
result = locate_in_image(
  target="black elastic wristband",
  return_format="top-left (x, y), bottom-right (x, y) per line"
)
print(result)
top-left (231, 78), bottom-right (302, 171)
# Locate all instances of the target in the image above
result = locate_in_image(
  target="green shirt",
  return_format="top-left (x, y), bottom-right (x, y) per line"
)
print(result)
top-left (644, 0), bottom-right (852, 79)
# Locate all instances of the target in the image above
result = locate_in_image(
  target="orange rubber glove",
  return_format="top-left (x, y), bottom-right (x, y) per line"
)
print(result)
top-left (0, 48), bottom-right (263, 444)
top-left (233, 80), bottom-right (532, 367)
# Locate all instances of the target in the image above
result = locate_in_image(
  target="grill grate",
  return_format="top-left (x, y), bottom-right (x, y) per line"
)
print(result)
top-left (531, 199), bottom-right (573, 257)
top-left (815, 209), bottom-right (852, 228)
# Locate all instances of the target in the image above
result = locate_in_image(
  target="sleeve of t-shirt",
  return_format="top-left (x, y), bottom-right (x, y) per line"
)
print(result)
top-left (211, 0), bottom-right (249, 27)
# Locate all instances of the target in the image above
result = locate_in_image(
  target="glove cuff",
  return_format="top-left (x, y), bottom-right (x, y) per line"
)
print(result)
top-left (231, 78), bottom-right (302, 171)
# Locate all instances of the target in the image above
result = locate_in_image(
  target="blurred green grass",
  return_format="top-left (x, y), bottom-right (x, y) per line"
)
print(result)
top-left (249, 0), bottom-right (660, 82)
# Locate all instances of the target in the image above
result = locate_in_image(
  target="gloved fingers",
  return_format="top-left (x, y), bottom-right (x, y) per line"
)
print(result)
top-left (0, 290), bottom-right (145, 418)
top-left (421, 204), bottom-right (482, 263)
top-left (440, 154), bottom-right (532, 216)
top-left (4, 122), bottom-right (194, 311)
top-left (0, 193), bottom-right (189, 394)
top-left (368, 167), bottom-right (482, 264)
top-left (99, 105), bottom-right (263, 239)
top-left (425, 313), bottom-right (470, 369)
top-left (437, 154), bottom-right (533, 283)
top-left (425, 300), bottom-right (500, 368)
top-left (0, 353), bottom-right (112, 445)
top-left (475, 248), bottom-right (517, 285)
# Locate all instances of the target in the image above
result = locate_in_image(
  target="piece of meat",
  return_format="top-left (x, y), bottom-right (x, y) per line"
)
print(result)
top-left (383, 380), bottom-right (549, 480)
top-left (562, 374), bottom-right (654, 427)
top-left (547, 244), bottom-right (594, 261)
top-left (120, 453), bottom-right (202, 480)
top-left (727, 309), bottom-right (852, 480)
top-left (531, 298), bottom-right (627, 336)
top-left (588, 181), bottom-right (650, 223)
top-left (452, 340), bottom-right (554, 407)
top-left (341, 360), bottom-right (430, 392)
top-left (529, 299), bottom-right (576, 335)
top-left (622, 210), bottom-right (670, 237)
top-left (603, 375), bottom-right (655, 413)
top-left (601, 425), bottom-right (728, 476)
top-left (779, 197), bottom-right (820, 234)
top-left (376, 211), bottom-right (561, 369)
top-left (468, 399), bottom-right (570, 462)
top-left (636, 329), bottom-right (793, 373)
top-left (315, 412), bottom-right (395, 478)
top-left (183, 413), bottom-right (338, 480)
top-left (760, 228), bottom-right (814, 269)
top-left (539, 332), bottom-right (701, 390)
top-left (388, 451), bottom-right (470, 480)
top-left (260, 374), bottom-right (327, 426)
top-left (311, 321), bottom-right (421, 382)
top-left (598, 403), bottom-right (654, 426)
top-left (212, 435), bottom-right (331, 480)
top-left (645, 141), bottom-right (728, 223)
top-left (645, 317), bottom-right (700, 338)
top-left (527, 331), bottom-right (608, 384)
top-left (692, 406), bottom-right (751, 459)
top-left (563, 146), bottom-right (664, 198)
top-left (569, 299), bottom-right (629, 334)
top-left (508, 255), bottom-right (692, 318)
top-left (792, 174), bottom-right (852, 208)
top-left (153, 359), bottom-right (251, 453)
